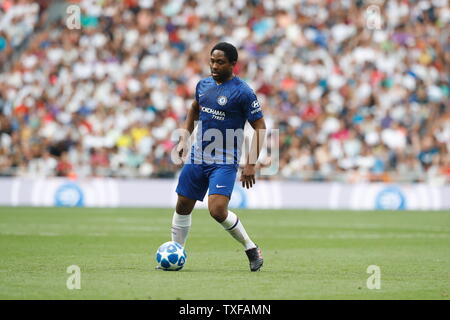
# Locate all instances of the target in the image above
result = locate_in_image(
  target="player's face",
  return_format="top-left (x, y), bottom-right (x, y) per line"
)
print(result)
top-left (210, 50), bottom-right (235, 83)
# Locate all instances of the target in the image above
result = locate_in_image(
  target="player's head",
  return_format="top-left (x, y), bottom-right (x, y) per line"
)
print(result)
top-left (210, 42), bottom-right (238, 83)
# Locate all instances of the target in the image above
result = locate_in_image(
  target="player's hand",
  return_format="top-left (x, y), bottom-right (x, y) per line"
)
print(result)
top-left (175, 138), bottom-right (188, 163)
top-left (240, 164), bottom-right (256, 189)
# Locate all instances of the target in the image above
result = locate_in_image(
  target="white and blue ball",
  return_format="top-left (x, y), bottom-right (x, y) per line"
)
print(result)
top-left (155, 241), bottom-right (187, 271)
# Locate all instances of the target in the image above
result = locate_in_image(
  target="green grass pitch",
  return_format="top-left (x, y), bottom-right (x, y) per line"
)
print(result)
top-left (0, 207), bottom-right (449, 300)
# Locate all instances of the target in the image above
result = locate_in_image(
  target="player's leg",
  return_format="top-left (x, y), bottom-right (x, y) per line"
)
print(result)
top-left (171, 195), bottom-right (196, 247)
top-left (173, 163), bottom-right (208, 247)
top-left (208, 194), bottom-right (256, 250)
top-left (207, 165), bottom-right (263, 271)
top-left (208, 194), bottom-right (263, 271)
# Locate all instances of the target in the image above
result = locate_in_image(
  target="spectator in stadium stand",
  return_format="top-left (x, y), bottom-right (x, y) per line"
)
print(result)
top-left (0, 0), bottom-right (448, 184)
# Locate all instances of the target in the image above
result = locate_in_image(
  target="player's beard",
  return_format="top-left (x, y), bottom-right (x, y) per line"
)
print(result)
top-left (211, 69), bottom-right (232, 83)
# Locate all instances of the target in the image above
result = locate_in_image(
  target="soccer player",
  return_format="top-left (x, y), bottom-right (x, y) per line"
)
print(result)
top-left (171, 42), bottom-right (266, 271)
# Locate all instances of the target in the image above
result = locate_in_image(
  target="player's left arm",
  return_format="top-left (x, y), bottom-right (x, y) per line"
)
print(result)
top-left (240, 117), bottom-right (266, 189)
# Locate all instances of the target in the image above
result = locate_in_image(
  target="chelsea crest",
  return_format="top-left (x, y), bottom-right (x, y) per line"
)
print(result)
top-left (217, 96), bottom-right (228, 106)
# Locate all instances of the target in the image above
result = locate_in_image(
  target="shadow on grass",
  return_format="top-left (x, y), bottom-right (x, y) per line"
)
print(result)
top-left (153, 267), bottom-right (298, 274)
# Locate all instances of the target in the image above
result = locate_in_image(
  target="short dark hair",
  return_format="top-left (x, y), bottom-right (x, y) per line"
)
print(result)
top-left (210, 42), bottom-right (238, 63)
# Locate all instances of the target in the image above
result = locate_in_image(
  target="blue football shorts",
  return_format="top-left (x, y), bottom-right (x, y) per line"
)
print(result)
top-left (176, 163), bottom-right (238, 201)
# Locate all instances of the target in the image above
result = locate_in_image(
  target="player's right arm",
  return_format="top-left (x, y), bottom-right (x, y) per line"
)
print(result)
top-left (184, 99), bottom-right (199, 134)
top-left (176, 99), bottom-right (199, 159)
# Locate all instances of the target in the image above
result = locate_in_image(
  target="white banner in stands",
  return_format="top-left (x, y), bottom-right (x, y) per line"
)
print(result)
top-left (0, 178), bottom-right (449, 210)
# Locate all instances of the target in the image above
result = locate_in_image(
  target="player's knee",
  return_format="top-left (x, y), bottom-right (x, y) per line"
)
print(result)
top-left (208, 203), bottom-right (227, 222)
top-left (209, 209), bottom-right (226, 223)
top-left (176, 195), bottom-right (196, 215)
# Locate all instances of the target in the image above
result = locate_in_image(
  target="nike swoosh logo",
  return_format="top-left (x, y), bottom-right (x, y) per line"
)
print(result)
top-left (216, 184), bottom-right (226, 188)
top-left (199, 94), bottom-right (205, 97)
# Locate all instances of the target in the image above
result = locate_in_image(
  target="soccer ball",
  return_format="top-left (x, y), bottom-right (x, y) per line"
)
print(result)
top-left (155, 241), bottom-right (187, 271)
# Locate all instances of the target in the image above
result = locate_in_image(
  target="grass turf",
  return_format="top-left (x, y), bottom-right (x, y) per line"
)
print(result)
top-left (0, 207), bottom-right (449, 300)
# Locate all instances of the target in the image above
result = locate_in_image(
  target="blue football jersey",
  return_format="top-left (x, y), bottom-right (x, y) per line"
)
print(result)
top-left (190, 76), bottom-right (263, 165)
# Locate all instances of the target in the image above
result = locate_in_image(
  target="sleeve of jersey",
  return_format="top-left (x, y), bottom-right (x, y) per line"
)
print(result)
top-left (242, 89), bottom-right (263, 123)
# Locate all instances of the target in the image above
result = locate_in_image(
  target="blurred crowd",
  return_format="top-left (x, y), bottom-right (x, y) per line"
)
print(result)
top-left (0, 0), bottom-right (449, 184)
top-left (0, 0), bottom-right (50, 70)
top-left (0, 0), bottom-right (38, 69)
